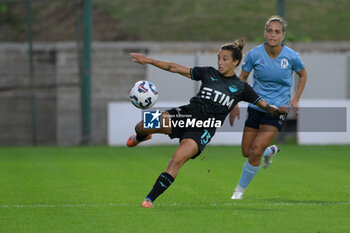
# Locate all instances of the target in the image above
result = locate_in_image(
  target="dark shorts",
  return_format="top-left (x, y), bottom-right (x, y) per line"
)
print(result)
top-left (167, 104), bottom-right (217, 159)
top-left (245, 107), bottom-right (287, 131)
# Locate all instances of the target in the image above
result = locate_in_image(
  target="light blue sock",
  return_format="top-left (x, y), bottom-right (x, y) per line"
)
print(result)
top-left (262, 146), bottom-right (272, 158)
top-left (238, 161), bottom-right (260, 188)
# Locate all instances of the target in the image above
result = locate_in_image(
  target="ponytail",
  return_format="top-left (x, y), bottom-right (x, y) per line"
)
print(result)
top-left (233, 38), bottom-right (245, 51)
top-left (220, 38), bottom-right (246, 66)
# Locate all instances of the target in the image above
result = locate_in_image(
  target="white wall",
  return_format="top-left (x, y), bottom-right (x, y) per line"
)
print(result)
top-left (297, 100), bottom-right (350, 145)
top-left (301, 52), bottom-right (348, 99)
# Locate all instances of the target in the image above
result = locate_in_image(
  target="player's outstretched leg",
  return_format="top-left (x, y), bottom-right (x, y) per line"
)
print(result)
top-left (262, 145), bottom-right (280, 169)
top-left (126, 111), bottom-right (172, 147)
top-left (141, 171), bottom-right (175, 208)
top-left (141, 139), bottom-right (198, 208)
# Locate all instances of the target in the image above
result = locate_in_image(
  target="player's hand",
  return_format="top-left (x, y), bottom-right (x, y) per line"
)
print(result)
top-left (130, 53), bottom-right (152, 65)
top-left (277, 105), bottom-right (289, 115)
top-left (229, 105), bottom-right (240, 126)
top-left (289, 98), bottom-right (299, 118)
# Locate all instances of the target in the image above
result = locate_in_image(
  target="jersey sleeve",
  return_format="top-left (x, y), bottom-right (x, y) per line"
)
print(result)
top-left (190, 66), bottom-right (207, 81)
top-left (242, 83), bottom-right (261, 104)
top-left (292, 52), bottom-right (305, 73)
top-left (241, 51), bottom-right (254, 73)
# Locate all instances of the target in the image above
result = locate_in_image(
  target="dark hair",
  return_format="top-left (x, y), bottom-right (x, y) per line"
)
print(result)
top-left (220, 39), bottom-right (245, 66)
top-left (265, 15), bottom-right (287, 33)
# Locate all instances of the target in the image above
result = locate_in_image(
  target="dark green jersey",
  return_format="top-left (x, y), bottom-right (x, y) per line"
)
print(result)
top-left (189, 66), bottom-right (260, 121)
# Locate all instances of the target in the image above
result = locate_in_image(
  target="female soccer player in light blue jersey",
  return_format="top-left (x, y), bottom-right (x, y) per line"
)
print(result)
top-left (230, 15), bottom-right (307, 199)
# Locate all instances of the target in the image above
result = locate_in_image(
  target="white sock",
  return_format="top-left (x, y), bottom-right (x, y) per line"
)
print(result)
top-left (235, 184), bottom-right (246, 193)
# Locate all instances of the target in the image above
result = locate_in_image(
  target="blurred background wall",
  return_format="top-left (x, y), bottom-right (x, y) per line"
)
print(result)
top-left (1, 42), bottom-right (349, 145)
top-left (0, 0), bottom-right (349, 145)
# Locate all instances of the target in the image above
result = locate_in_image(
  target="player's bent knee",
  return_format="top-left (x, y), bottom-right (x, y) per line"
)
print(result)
top-left (249, 146), bottom-right (264, 160)
top-left (168, 152), bottom-right (192, 169)
top-left (241, 145), bottom-right (250, 158)
top-left (166, 158), bottom-right (185, 176)
top-left (169, 156), bottom-right (186, 167)
top-left (241, 149), bottom-right (250, 158)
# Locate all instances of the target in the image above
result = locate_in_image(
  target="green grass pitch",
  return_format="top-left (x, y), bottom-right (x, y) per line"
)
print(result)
top-left (0, 145), bottom-right (349, 233)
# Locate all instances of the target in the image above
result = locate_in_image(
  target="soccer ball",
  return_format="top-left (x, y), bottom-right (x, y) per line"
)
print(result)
top-left (129, 80), bottom-right (158, 109)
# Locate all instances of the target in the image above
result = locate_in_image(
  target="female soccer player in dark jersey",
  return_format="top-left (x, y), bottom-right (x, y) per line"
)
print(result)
top-left (126, 39), bottom-right (289, 208)
top-left (229, 16), bottom-right (307, 200)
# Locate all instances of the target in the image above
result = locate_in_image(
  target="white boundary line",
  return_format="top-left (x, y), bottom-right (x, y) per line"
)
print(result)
top-left (1, 202), bottom-right (349, 209)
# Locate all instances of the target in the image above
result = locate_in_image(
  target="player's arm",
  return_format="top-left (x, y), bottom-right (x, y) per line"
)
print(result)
top-left (238, 69), bottom-right (250, 82)
top-left (242, 83), bottom-right (289, 116)
top-left (255, 99), bottom-right (289, 116)
top-left (229, 104), bottom-right (240, 126)
top-left (230, 69), bottom-right (250, 126)
top-left (130, 53), bottom-right (191, 79)
top-left (289, 68), bottom-right (307, 117)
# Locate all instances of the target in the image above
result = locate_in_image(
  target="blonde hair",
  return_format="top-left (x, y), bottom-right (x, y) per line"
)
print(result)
top-left (265, 15), bottom-right (287, 32)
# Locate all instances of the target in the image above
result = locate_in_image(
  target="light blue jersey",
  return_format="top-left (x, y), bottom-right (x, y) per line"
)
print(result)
top-left (242, 44), bottom-right (305, 112)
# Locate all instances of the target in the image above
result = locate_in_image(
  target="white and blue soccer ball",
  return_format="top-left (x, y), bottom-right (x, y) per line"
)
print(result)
top-left (129, 80), bottom-right (158, 109)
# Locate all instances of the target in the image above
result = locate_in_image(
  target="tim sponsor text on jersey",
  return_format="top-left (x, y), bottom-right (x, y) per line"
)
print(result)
top-left (200, 87), bottom-right (235, 108)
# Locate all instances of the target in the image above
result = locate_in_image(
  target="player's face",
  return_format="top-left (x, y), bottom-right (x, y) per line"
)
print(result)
top-left (264, 21), bottom-right (285, 47)
top-left (217, 50), bottom-right (238, 76)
